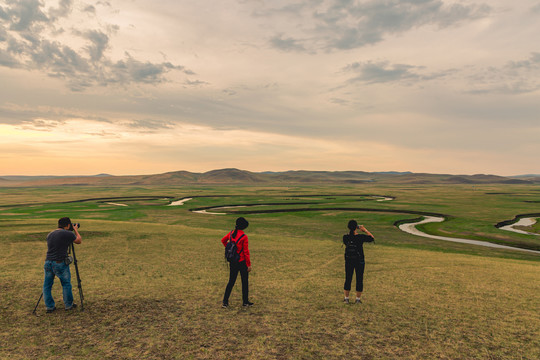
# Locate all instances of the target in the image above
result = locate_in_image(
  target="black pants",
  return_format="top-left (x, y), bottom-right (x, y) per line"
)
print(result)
top-left (223, 261), bottom-right (249, 304)
top-left (344, 259), bottom-right (365, 292)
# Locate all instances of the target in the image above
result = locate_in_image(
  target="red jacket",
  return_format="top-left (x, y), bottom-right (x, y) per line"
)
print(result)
top-left (221, 230), bottom-right (250, 267)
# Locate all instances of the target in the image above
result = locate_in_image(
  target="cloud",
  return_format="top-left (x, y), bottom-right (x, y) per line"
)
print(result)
top-left (0, 5), bottom-right (8, 20)
top-left (262, 0), bottom-right (491, 52)
top-left (83, 30), bottom-right (109, 61)
top-left (6, 0), bottom-right (49, 32)
top-left (466, 52), bottom-right (540, 94)
top-left (340, 52), bottom-right (540, 94)
top-left (329, 97), bottom-right (350, 106)
top-left (125, 119), bottom-right (175, 130)
top-left (110, 54), bottom-right (185, 85)
top-left (184, 79), bottom-right (209, 86)
top-left (0, 103), bottom-right (110, 126)
top-left (96, 1), bottom-right (112, 8)
top-left (270, 34), bottom-right (307, 52)
top-left (0, 47), bottom-right (19, 67)
top-left (19, 118), bottom-right (66, 131)
top-left (223, 89), bottom-right (237, 96)
top-left (48, 0), bottom-right (73, 21)
top-left (507, 52), bottom-right (540, 70)
top-left (343, 60), bottom-right (447, 84)
top-left (82, 5), bottom-right (96, 14)
top-left (0, 0), bottom-right (193, 90)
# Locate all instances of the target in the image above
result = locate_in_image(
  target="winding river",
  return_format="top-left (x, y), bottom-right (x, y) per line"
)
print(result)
top-left (499, 217), bottom-right (539, 236)
top-left (168, 198), bottom-right (193, 206)
top-left (399, 216), bottom-right (540, 254)
top-left (168, 195), bottom-right (539, 254)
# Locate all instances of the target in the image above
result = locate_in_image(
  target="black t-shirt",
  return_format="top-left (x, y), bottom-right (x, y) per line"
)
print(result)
top-left (46, 229), bottom-right (76, 261)
top-left (343, 233), bottom-right (374, 262)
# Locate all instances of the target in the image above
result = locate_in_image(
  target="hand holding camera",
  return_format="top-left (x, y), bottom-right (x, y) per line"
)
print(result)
top-left (357, 224), bottom-right (374, 238)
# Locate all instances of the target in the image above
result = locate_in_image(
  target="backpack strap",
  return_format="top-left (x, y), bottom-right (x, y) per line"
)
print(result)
top-left (235, 234), bottom-right (246, 253)
top-left (230, 231), bottom-right (245, 253)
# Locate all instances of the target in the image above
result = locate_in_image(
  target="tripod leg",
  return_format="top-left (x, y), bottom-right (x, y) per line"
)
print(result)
top-left (71, 243), bottom-right (84, 311)
top-left (78, 285), bottom-right (84, 311)
top-left (32, 293), bottom-right (43, 314)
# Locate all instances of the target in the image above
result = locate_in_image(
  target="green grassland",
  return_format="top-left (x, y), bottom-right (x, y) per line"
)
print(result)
top-left (0, 184), bottom-right (539, 359)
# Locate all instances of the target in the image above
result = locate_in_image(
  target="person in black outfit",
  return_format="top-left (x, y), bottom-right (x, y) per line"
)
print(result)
top-left (343, 219), bottom-right (374, 304)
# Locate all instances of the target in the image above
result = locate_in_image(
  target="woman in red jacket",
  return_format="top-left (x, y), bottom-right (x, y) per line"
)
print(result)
top-left (222, 217), bottom-right (253, 308)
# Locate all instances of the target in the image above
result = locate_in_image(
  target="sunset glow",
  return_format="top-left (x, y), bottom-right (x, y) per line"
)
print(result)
top-left (1, 1), bottom-right (539, 176)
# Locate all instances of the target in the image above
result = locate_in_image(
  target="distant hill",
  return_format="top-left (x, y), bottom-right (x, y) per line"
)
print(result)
top-left (1, 169), bottom-right (538, 186)
top-left (510, 174), bottom-right (540, 182)
top-left (200, 168), bottom-right (265, 183)
top-left (374, 171), bottom-right (413, 175)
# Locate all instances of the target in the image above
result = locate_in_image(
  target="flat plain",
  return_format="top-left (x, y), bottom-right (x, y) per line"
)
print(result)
top-left (0, 184), bottom-right (539, 359)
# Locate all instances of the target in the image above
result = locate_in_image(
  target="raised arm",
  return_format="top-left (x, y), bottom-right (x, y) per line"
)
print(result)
top-left (358, 225), bottom-right (374, 241)
top-left (73, 224), bottom-right (82, 244)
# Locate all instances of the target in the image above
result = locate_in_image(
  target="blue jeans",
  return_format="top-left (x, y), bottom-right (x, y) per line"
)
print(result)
top-left (43, 260), bottom-right (74, 310)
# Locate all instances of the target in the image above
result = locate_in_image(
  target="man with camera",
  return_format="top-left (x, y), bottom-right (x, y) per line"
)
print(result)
top-left (43, 217), bottom-right (82, 313)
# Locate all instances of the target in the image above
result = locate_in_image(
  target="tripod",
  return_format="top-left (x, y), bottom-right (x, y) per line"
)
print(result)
top-left (32, 243), bottom-right (84, 314)
top-left (71, 242), bottom-right (84, 310)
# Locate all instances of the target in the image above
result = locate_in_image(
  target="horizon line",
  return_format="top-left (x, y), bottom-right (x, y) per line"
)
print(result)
top-left (2, 169), bottom-right (539, 178)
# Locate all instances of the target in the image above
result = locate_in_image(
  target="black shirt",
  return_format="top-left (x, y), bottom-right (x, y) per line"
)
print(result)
top-left (46, 229), bottom-right (76, 261)
top-left (343, 233), bottom-right (374, 262)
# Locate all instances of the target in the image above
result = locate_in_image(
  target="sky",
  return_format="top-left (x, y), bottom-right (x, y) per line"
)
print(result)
top-left (0, 0), bottom-right (539, 176)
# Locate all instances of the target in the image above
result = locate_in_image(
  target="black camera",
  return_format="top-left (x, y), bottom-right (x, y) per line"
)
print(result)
top-left (69, 223), bottom-right (81, 231)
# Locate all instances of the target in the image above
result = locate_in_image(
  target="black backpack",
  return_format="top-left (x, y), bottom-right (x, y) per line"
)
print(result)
top-left (225, 231), bottom-right (245, 262)
top-left (344, 237), bottom-right (360, 260)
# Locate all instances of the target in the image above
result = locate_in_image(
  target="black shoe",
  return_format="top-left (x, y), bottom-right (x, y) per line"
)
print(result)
top-left (66, 304), bottom-right (77, 311)
top-left (242, 301), bottom-right (254, 307)
top-left (355, 299), bottom-right (362, 304)
top-left (46, 307), bottom-right (56, 313)
top-left (343, 298), bottom-right (350, 304)
top-left (221, 303), bottom-right (229, 309)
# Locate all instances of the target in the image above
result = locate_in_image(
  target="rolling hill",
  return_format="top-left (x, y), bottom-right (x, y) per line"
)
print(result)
top-left (1, 168), bottom-right (538, 186)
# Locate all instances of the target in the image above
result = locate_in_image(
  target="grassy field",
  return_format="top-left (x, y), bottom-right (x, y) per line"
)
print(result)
top-left (0, 184), bottom-right (539, 359)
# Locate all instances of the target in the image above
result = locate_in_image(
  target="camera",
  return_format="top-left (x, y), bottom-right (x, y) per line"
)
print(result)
top-left (69, 223), bottom-right (81, 231)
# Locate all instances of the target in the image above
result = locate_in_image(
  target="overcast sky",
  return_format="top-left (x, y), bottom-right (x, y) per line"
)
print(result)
top-left (1, 0), bottom-right (539, 176)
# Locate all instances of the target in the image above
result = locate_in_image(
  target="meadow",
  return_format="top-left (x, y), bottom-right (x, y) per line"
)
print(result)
top-left (0, 184), bottom-right (539, 359)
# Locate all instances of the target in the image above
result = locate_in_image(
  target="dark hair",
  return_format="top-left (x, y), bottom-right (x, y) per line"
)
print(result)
top-left (58, 217), bottom-right (71, 228)
top-left (232, 217), bottom-right (249, 238)
top-left (236, 217), bottom-right (249, 230)
top-left (347, 220), bottom-right (358, 235)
